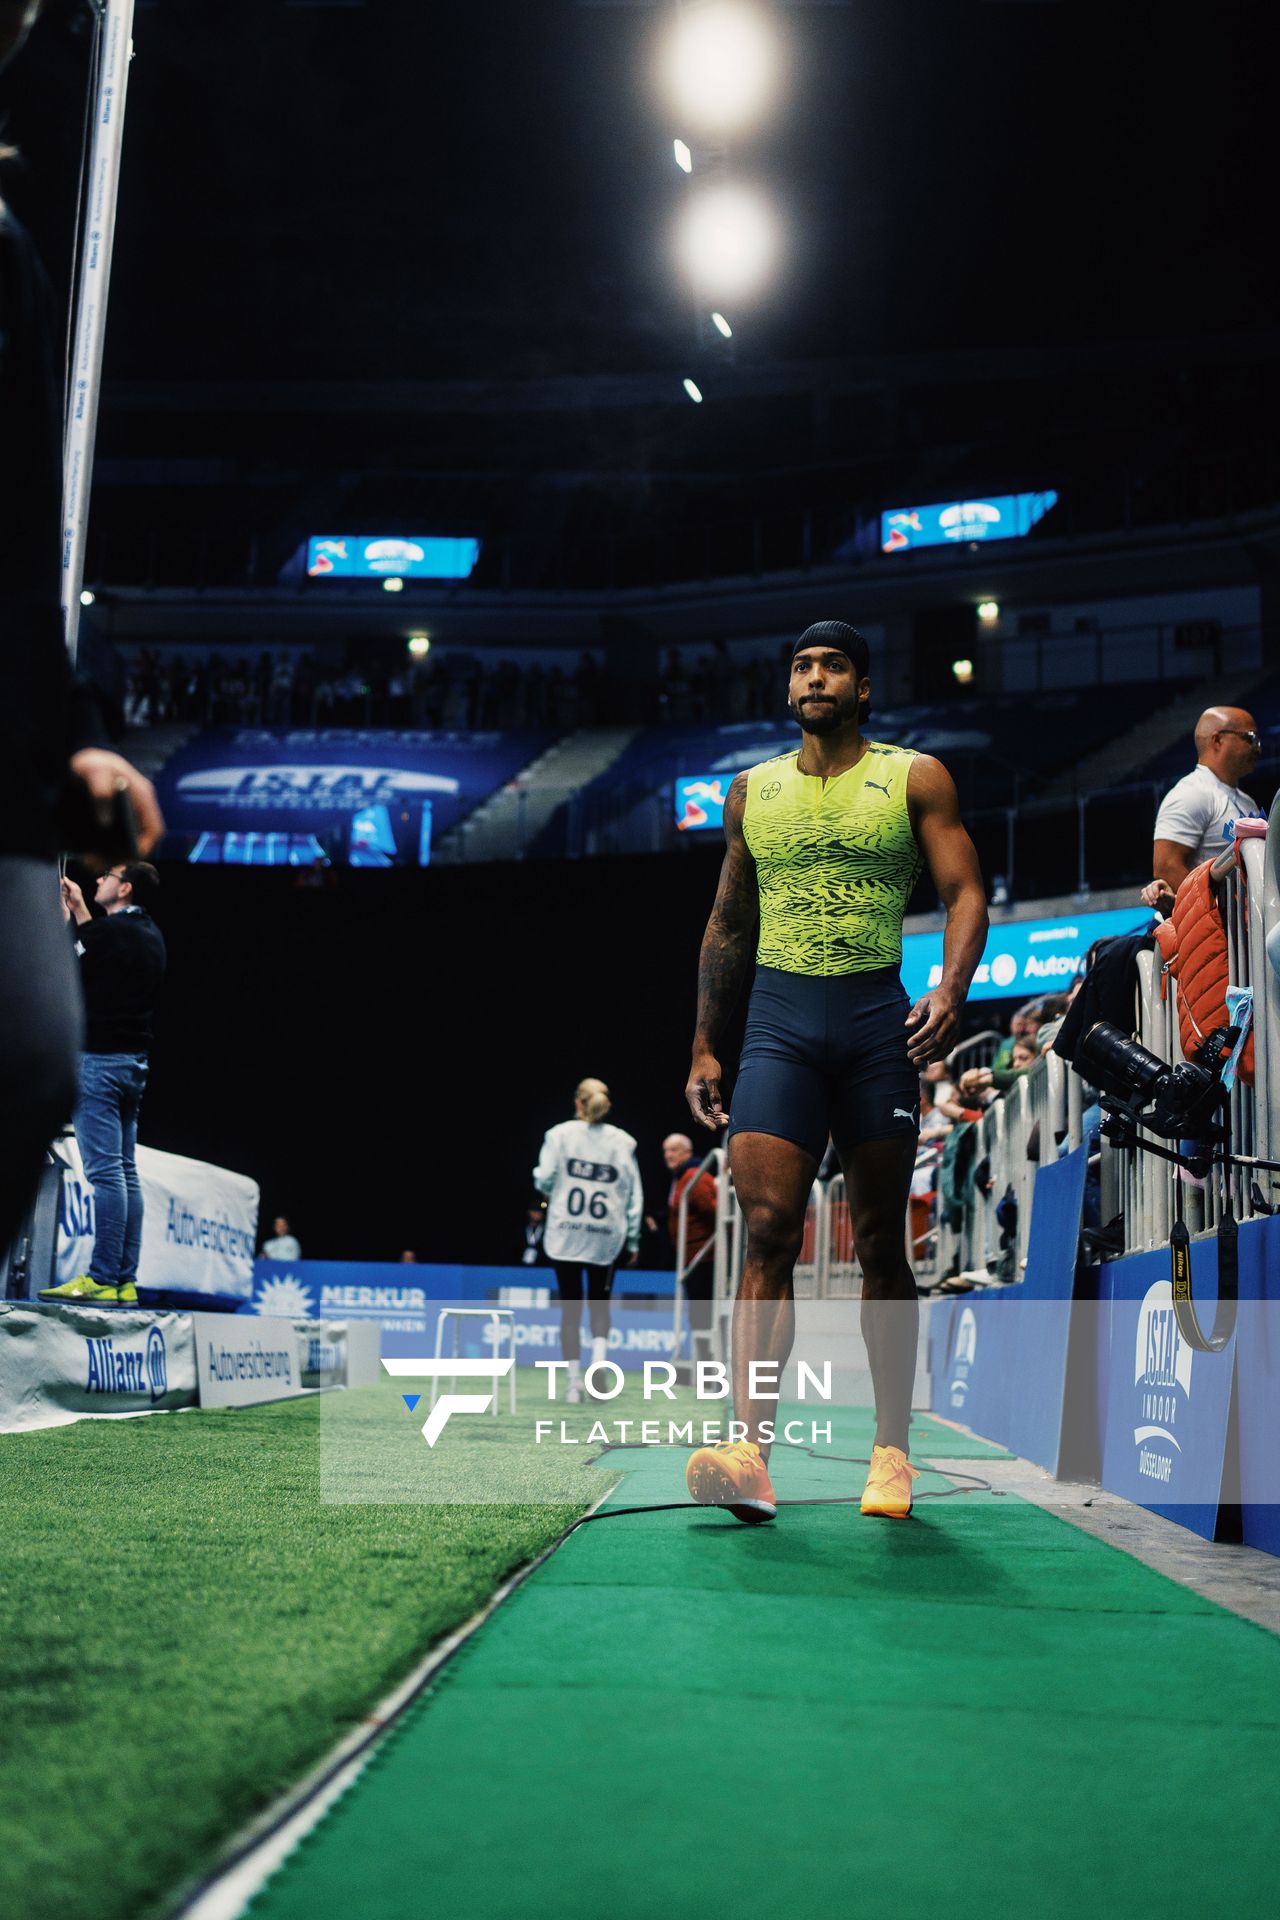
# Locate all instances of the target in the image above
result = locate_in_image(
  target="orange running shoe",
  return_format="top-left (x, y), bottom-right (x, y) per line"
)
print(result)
top-left (860, 1445), bottom-right (920, 1518)
top-left (685, 1440), bottom-right (777, 1524)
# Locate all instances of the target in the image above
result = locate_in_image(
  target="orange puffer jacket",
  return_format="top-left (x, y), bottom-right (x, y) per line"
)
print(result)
top-left (1153, 860), bottom-right (1254, 1085)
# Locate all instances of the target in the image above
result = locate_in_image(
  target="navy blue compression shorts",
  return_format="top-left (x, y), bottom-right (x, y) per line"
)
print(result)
top-left (728, 965), bottom-right (920, 1164)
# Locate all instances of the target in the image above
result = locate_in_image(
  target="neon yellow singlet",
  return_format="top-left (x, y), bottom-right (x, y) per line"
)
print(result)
top-left (742, 742), bottom-right (922, 977)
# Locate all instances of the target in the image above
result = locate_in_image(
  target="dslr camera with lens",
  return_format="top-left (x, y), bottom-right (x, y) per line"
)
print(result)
top-left (1075, 1019), bottom-right (1233, 1172)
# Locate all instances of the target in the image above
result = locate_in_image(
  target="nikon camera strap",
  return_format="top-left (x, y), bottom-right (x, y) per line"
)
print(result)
top-left (1169, 1196), bottom-right (1236, 1354)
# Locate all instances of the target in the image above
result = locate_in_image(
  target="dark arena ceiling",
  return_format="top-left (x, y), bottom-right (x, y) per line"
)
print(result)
top-left (2, 0), bottom-right (1276, 588)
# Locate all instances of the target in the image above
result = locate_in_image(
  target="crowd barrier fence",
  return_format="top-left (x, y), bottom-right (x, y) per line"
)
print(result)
top-left (931, 820), bottom-right (1280, 1274)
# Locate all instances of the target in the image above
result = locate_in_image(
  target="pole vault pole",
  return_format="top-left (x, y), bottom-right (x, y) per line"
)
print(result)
top-left (62, 0), bottom-right (135, 665)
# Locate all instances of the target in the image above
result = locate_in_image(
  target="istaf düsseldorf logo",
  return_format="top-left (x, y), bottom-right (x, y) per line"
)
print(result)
top-left (948, 1307), bottom-right (977, 1410)
top-left (1133, 1279), bottom-right (1192, 1485)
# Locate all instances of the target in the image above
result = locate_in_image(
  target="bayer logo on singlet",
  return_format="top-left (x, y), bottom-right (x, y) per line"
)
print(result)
top-left (760, 781), bottom-right (781, 800)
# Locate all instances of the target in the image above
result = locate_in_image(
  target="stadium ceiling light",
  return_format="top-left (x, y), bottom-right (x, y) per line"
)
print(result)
top-left (407, 635), bottom-right (431, 656)
top-left (79, 589), bottom-right (95, 606)
top-left (711, 310), bottom-right (732, 338)
top-left (683, 377), bottom-right (704, 404)
top-left (676, 183), bottom-right (778, 301)
top-left (977, 600), bottom-right (1000, 623)
top-left (673, 137), bottom-right (693, 173)
top-left (382, 576), bottom-right (405, 593)
top-left (952, 657), bottom-right (975, 684)
top-left (662, 3), bottom-right (779, 135)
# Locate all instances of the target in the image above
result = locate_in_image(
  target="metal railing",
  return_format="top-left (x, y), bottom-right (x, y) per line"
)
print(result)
top-left (672, 1147), bottom-right (722, 1368)
top-left (682, 1138), bottom-right (946, 1363)
top-left (1111, 826), bottom-right (1280, 1249)
top-left (935, 811), bottom-right (1279, 1274)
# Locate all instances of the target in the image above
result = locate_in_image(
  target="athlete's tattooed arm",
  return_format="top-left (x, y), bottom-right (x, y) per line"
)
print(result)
top-left (687, 771), bottom-right (758, 1130)
top-left (904, 755), bottom-right (989, 1066)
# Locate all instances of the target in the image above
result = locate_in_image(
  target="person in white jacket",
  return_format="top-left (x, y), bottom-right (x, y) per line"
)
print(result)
top-left (532, 1077), bottom-right (642, 1404)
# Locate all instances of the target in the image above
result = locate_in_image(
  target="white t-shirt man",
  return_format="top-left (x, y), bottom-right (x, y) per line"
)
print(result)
top-left (533, 1120), bottom-right (643, 1267)
top-left (262, 1231), bottom-right (302, 1261)
top-left (1153, 764), bottom-right (1263, 864)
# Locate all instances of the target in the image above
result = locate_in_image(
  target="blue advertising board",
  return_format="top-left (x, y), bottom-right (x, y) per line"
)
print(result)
top-left (306, 535), bottom-right (480, 579)
top-left (156, 727), bottom-right (551, 864)
top-left (1100, 1238), bottom-right (1238, 1541)
top-left (1227, 1216), bottom-right (1280, 1554)
top-left (881, 491), bottom-right (1058, 553)
top-left (381, 1305), bottom-right (685, 1370)
top-left (902, 905), bottom-right (1154, 1003)
top-left (243, 1261), bottom-right (680, 1366)
top-left (674, 774), bottom-right (732, 832)
top-left (1004, 1147), bottom-right (1088, 1473)
top-left (930, 1149), bottom-right (1086, 1468)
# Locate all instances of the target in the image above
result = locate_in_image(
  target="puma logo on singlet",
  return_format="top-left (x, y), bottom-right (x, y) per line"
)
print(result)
top-left (893, 1107), bottom-right (916, 1122)
top-left (866, 779), bottom-right (891, 797)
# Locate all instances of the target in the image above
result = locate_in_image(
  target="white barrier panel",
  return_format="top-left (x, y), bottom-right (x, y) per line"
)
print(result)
top-left (192, 1315), bottom-right (379, 1406)
top-left (0, 1304), bottom-right (197, 1432)
top-left (192, 1312), bottom-right (312, 1408)
top-left (54, 1139), bottom-right (260, 1300)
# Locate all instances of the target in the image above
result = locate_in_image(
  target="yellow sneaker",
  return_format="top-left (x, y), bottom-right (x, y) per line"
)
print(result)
top-left (38, 1274), bottom-right (119, 1305)
top-left (685, 1440), bottom-right (777, 1524)
top-left (860, 1444), bottom-right (920, 1518)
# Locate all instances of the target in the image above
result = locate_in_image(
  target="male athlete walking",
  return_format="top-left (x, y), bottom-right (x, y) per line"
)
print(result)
top-left (684, 622), bottom-right (988, 1520)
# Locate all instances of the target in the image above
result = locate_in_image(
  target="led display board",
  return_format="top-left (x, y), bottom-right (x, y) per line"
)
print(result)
top-left (901, 906), bottom-right (1152, 1003)
top-left (880, 492), bottom-right (1058, 554)
top-left (674, 774), bottom-right (732, 831)
top-left (306, 535), bottom-right (480, 579)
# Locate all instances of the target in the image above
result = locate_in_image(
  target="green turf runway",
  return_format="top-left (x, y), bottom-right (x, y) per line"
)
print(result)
top-left (247, 1409), bottom-right (1280, 1920)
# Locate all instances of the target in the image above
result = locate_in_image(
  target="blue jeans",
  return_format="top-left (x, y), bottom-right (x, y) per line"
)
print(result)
top-left (75, 1053), bottom-right (148, 1286)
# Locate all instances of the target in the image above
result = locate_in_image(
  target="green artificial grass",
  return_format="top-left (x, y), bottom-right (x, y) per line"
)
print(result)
top-left (0, 1387), bottom-right (1011, 1920)
top-left (0, 1376), bottom-right (672, 1920)
top-left (251, 1418), bottom-right (1280, 1920)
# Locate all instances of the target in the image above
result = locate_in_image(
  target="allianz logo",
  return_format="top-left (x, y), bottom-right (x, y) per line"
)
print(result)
top-left (85, 1328), bottom-right (168, 1402)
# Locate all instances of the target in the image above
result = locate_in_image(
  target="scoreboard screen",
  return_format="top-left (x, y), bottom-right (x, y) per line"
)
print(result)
top-left (881, 492), bottom-right (1057, 554)
top-left (306, 535), bottom-right (480, 579)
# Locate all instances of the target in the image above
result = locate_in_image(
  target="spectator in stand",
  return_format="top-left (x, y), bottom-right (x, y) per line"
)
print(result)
top-left (664, 1130), bottom-right (718, 1341)
top-left (1144, 706), bottom-right (1264, 910)
top-left (40, 863), bottom-right (167, 1306)
top-left (918, 1078), bottom-right (951, 1140)
top-left (262, 1215), bottom-right (302, 1261)
top-left (925, 1056), bottom-right (979, 1125)
top-left (1034, 993), bottom-right (1070, 1054)
top-left (990, 1001), bottom-right (1041, 1073)
top-left (959, 1038), bottom-right (1037, 1106)
top-left (921, 1057), bottom-right (953, 1104)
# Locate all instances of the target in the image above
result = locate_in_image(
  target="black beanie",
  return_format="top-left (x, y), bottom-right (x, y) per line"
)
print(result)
top-left (792, 621), bottom-right (870, 675)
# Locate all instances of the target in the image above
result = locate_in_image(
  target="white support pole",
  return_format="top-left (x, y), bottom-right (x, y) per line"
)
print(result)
top-left (62, 0), bottom-right (136, 664)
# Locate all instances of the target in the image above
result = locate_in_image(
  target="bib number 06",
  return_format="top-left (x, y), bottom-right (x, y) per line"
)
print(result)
top-left (566, 1186), bottom-right (610, 1220)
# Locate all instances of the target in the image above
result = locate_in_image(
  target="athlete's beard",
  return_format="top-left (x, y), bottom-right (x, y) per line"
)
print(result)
top-left (790, 693), bottom-right (857, 735)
